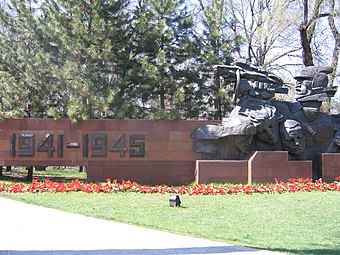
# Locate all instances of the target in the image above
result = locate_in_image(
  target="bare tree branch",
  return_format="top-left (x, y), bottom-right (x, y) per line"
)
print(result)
top-left (328, 0), bottom-right (340, 86)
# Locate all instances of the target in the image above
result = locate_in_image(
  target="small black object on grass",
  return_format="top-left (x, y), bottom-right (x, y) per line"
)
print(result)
top-left (169, 194), bottom-right (181, 207)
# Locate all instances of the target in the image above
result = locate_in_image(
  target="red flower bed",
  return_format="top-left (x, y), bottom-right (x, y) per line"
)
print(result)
top-left (0, 177), bottom-right (339, 195)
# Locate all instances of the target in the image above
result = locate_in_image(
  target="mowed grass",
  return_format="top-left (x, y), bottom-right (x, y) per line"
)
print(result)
top-left (0, 166), bottom-right (87, 181)
top-left (1, 190), bottom-right (339, 255)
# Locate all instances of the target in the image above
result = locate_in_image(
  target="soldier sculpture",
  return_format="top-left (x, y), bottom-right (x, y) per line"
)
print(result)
top-left (192, 62), bottom-right (339, 178)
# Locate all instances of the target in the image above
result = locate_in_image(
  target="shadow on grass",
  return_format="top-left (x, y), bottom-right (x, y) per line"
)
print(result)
top-left (0, 170), bottom-right (86, 183)
top-left (0, 246), bottom-right (270, 255)
top-left (274, 248), bottom-right (340, 255)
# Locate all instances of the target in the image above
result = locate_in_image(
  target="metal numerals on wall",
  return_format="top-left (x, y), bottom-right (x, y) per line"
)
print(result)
top-left (9, 133), bottom-right (145, 158)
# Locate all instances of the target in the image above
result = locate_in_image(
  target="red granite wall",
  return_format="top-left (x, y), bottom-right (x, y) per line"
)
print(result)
top-left (0, 118), bottom-right (218, 184)
top-left (87, 161), bottom-right (195, 184)
top-left (194, 151), bottom-right (313, 184)
top-left (320, 153), bottom-right (340, 182)
top-left (248, 151), bottom-right (312, 183)
top-left (1, 118), bottom-right (333, 185)
top-left (195, 160), bottom-right (248, 184)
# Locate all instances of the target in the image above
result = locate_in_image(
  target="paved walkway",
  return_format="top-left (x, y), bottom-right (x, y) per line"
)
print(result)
top-left (0, 197), bottom-right (286, 255)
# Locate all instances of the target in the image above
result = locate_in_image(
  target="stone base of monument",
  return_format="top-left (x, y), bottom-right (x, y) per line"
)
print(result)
top-left (318, 153), bottom-right (340, 182)
top-left (87, 160), bottom-right (195, 184)
top-left (195, 151), bottom-right (313, 184)
top-left (195, 160), bottom-right (248, 184)
top-left (248, 151), bottom-right (312, 184)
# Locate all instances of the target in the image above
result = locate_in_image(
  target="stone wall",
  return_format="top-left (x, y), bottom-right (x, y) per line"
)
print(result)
top-left (195, 160), bottom-right (248, 184)
top-left (0, 118), bottom-right (218, 184)
top-left (247, 151), bottom-right (312, 184)
top-left (318, 153), bottom-right (340, 182)
top-left (195, 151), bottom-right (313, 184)
top-left (0, 118), bottom-right (338, 184)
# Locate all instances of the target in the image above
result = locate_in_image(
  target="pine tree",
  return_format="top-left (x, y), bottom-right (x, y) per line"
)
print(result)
top-left (0, 0), bottom-right (51, 118)
top-left (0, 0), bottom-right (241, 121)
top-left (131, 0), bottom-right (199, 119)
top-left (38, 0), bottom-right (131, 122)
top-left (195, 0), bottom-right (241, 119)
top-left (0, 0), bottom-right (132, 122)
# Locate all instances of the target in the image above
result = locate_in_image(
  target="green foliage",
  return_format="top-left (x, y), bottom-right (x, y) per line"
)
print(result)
top-left (0, 0), bottom-right (48, 117)
top-left (131, 0), bottom-right (202, 118)
top-left (0, 0), bottom-right (241, 120)
top-left (195, 0), bottom-right (241, 119)
top-left (147, 107), bottom-right (181, 120)
top-left (38, 0), bottom-right (129, 122)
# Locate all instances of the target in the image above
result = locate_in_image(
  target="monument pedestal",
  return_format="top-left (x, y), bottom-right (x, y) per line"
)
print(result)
top-left (195, 160), bottom-right (248, 184)
top-left (196, 151), bottom-right (313, 184)
top-left (248, 151), bottom-right (312, 184)
top-left (319, 153), bottom-right (340, 182)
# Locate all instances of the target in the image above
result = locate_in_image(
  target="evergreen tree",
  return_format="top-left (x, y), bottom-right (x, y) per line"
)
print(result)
top-left (0, 0), bottom-right (240, 121)
top-left (0, 0), bottom-right (50, 118)
top-left (131, 0), bottom-right (199, 119)
top-left (0, 0), bottom-right (132, 122)
top-left (39, 0), bottom-right (131, 122)
top-left (195, 0), bottom-right (241, 119)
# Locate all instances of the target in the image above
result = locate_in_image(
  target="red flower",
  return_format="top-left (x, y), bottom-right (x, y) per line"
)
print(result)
top-left (1, 177), bottom-right (339, 195)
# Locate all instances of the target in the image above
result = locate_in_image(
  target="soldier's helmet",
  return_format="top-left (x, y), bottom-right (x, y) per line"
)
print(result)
top-left (294, 66), bottom-right (333, 89)
top-left (294, 66), bottom-right (318, 79)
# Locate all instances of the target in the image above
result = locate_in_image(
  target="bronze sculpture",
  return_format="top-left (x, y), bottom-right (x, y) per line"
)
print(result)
top-left (192, 63), bottom-right (339, 178)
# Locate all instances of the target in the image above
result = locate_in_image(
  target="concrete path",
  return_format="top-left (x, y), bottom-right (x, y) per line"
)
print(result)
top-left (0, 197), bottom-right (286, 255)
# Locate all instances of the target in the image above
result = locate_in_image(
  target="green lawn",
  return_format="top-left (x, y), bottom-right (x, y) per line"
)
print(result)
top-left (0, 166), bottom-right (86, 181)
top-left (1, 190), bottom-right (339, 255)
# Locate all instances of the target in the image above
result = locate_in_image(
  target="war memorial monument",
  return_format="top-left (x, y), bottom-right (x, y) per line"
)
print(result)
top-left (0, 63), bottom-right (339, 184)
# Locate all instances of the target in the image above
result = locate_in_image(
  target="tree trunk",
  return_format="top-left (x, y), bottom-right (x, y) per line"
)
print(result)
top-left (79, 166), bottom-right (87, 173)
top-left (160, 89), bottom-right (165, 110)
top-left (328, 0), bottom-right (340, 86)
top-left (299, 0), bottom-right (325, 67)
top-left (214, 70), bottom-right (222, 120)
top-left (299, 24), bottom-right (314, 66)
top-left (27, 166), bottom-right (33, 182)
